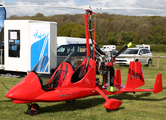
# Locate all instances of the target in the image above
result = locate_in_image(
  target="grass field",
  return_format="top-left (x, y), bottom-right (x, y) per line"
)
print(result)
top-left (0, 52), bottom-right (166, 120)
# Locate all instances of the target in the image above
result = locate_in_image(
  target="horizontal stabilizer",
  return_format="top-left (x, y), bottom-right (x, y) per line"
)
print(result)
top-left (153, 74), bottom-right (163, 94)
top-left (119, 74), bottom-right (162, 93)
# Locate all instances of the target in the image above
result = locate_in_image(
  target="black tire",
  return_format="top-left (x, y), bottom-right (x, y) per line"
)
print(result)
top-left (147, 59), bottom-right (152, 67)
top-left (28, 103), bottom-right (40, 116)
top-left (65, 99), bottom-right (75, 103)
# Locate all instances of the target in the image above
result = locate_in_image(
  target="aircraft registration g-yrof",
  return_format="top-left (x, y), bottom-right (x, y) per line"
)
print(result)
top-left (5, 6), bottom-right (163, 116)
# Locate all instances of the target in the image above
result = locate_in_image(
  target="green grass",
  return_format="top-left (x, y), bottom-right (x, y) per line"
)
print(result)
top-left (1, 52), bottom-right (166, 120)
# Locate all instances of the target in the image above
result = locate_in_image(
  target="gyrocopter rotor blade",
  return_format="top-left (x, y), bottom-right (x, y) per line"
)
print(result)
top-left (99, 6), bottom-right (166, 11)
top-left (0, 5), bottom-right (166, 12)
top-left (0, 5), bottom-right (78, 9)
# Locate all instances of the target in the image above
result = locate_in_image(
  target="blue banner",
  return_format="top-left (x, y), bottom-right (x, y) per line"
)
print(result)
top-left (0, 5), bottom-right (6, 31)
top-left (31, 33), bottom-right (49, 72)
top-left (32, 56), bottom-right (49, 73)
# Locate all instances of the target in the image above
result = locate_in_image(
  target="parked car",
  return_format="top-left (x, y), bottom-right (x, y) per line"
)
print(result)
top-left (115, 48), bottom-right (153, 66)
top-left (57, 44), bottom-right (93, 68)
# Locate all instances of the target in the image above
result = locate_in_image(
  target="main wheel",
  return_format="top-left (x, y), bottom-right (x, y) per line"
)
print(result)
top-left (65, 99), bottom-right (75, 103)
top-left (28, 103), bottom-right (40, 116)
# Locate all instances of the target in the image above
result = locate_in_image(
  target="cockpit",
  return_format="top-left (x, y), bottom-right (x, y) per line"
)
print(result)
top-left (31, 51), bottom-right (91, 91)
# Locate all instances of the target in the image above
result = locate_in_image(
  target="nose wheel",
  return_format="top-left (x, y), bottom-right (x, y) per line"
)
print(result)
top-left (27, 103), bottom-right (40, 116)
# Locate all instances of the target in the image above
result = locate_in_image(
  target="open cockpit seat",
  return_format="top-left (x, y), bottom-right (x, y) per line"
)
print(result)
top-left (71, 56), bottom-right (91, 83)
top-left (41, 62), bottom-right (74, 91)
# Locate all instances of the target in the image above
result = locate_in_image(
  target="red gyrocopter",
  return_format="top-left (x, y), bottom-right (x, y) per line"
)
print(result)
top-left (6, 9), bottom-right (163, 116)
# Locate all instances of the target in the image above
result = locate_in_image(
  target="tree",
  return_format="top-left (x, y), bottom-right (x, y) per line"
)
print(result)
top-left (8, 15), bottom-right (18, 19)
top-left (135, 24), bottom-right (150, 44)
top-left (96, 18), bottom-right (113, 43)
top-left (120, 31), bottom-right (135, 45)
top-left (149, 25), bottom-right (166, 44)
top-left (58, 23), bottom-right (76, 37)
top-left (71, 24), bottom-right (85, 38)
top-left (107, 32), bottom-right (117, 45)
top-left (58, 23), bottom-right (85, 38)
top-left (34, 13), bottom-right (45, 18)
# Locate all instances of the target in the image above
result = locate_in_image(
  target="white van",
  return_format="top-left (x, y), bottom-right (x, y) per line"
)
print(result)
top-left (57, 36), bottom-right (92, 48)
top-left (136, 44), bottom-right (150, 50)
top-left (100, 45), bottom-right (116, 52)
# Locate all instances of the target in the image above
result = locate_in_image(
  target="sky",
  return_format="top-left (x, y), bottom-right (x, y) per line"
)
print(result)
top-left (1, 0), bottom-right (166, 17)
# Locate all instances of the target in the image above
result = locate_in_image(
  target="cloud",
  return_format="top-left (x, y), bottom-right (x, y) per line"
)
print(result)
top-left (3, 0), bottom-right (79, 17)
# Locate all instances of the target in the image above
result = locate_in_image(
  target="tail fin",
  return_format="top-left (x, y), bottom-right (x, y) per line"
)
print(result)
top-left (114, 70), bottom-right (122, 89)
top-left (153, 74), bottom-right (163, 94)
top-left (125, 62), bottom-right (145, 89)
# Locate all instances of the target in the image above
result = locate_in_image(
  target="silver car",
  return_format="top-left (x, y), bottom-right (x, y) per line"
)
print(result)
top-left (115, 48), bottom-right (153, 66)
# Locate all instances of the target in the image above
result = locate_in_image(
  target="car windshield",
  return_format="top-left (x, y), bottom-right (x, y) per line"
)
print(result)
top-left (122, 49), bottom-right (138, 54)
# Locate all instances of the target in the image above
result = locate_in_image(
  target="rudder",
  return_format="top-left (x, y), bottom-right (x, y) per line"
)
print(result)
top-left (125, 62), bottom-right (145, 89)
top-left (153, 74), bottom-right (163, 94)
top-left (114, 70), bottom-right (122, 89)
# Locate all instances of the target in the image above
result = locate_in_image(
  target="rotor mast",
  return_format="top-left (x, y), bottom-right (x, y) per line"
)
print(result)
top-left (84, 9), bottom-right (96, 58)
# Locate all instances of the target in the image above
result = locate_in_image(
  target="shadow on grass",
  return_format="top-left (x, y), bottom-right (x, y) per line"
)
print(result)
top-left (162, 87), bottom-right (166, 89)
top-left (0, 100), bottom-right (11, 102)
top-left (23, 97), bottom-right (126, 115)
top-left (108, 92), bottom-right (166, 101)
top-left (39, 97), bottom-right (106, 114)
top-left (26, 92), bottom-right (165, 115)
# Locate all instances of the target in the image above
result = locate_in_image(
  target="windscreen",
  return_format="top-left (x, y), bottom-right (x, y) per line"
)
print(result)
top-left (122, 49), bottom-right (138, 54)
top-left (32, 56), bottom-right (49, 73)
top-left (63, 51), bottom-right (84, 69)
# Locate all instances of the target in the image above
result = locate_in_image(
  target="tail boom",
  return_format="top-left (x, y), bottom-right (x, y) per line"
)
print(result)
top-left (120, 74), bottom-right (162, 94)
top-left (112, 62), bottom-right (163, 94)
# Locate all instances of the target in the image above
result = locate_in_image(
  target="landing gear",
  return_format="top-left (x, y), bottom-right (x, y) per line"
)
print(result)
top-left (27, 103), bottom-right (40, 116)
top-left (65, 99), bottom-right (75, 103)
top-left (106, 108), bottom-right (116, 113)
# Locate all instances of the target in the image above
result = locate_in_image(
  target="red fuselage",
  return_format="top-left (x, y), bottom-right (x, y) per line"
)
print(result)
top-left (6, 59), bottom-right (97, 104)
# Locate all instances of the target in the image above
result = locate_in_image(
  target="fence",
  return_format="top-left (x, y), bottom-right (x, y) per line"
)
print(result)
top-left (117, 55), bottom-right (166, 68)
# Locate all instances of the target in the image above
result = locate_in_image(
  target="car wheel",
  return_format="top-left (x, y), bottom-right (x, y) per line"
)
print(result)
top-left (147, 59), bottom-right (152, 67)
top-left (135, 59), bottom-right (138, 62)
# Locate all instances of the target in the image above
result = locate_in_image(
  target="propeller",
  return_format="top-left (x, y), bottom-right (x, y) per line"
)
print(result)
top-left (113, 42), bottom-right (132, 60)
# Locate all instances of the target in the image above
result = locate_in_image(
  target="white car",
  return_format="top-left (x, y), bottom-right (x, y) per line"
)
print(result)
top-left (115, 48), bottom-right (153, 66)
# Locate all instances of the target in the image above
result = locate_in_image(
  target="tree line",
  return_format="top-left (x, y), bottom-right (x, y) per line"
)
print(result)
top-left (8, 13), bottom-right (166, 45)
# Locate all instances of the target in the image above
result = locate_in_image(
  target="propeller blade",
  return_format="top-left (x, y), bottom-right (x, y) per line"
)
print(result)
top-left (113, 42), bottom-right (132, 59)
